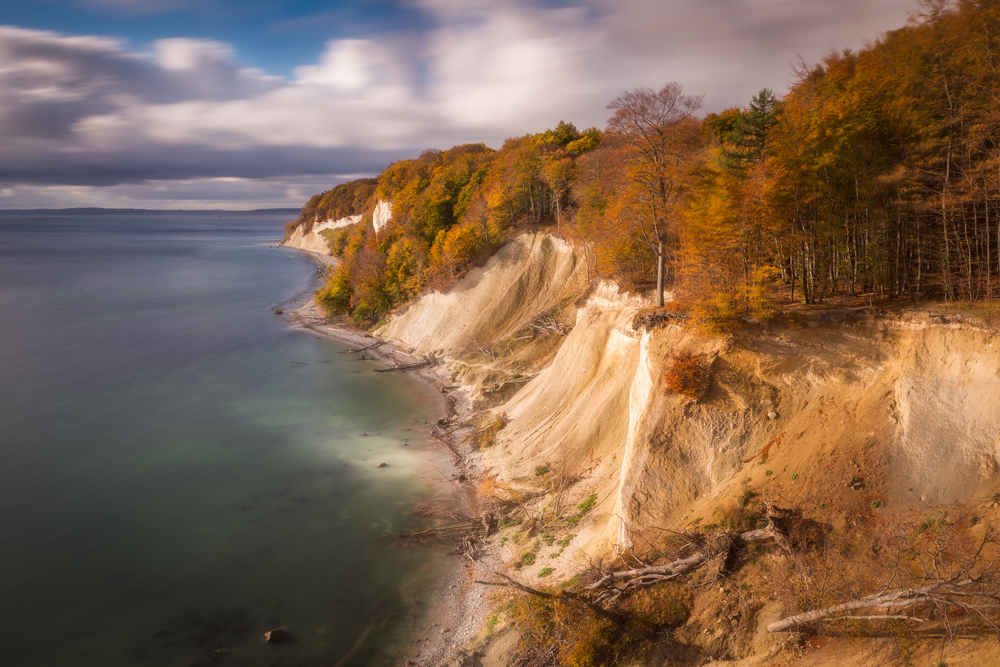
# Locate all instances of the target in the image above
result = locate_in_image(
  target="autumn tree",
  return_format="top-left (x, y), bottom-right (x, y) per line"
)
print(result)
top-left (606, 82), bottom-right (705, 306)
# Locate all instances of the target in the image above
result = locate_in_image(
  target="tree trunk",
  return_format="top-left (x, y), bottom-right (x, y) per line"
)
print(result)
top-left (656, 239), bottom-right (665, 307)
top-left (943, 142), bottom-right (953, 301)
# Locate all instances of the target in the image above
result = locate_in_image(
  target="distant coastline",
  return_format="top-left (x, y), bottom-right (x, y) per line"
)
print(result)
top-left (0, 207), bottom-right (302, 215)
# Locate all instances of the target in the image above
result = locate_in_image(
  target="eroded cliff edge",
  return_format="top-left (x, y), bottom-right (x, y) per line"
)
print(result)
top-left (378, 232), bottom-right (1000, 558)
top-left (342, 231), bottom-right (1000, 664)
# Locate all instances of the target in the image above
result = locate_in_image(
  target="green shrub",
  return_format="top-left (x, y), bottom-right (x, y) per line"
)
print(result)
top-left (567, 495), bottom-right (597, 526)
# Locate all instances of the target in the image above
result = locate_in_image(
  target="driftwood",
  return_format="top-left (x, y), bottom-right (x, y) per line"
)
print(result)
top-left (430, 433), bottom-right (462, 462)
top-left (391, 519), bottom-right (485, 542)
top-left (349, 341), bottom-right (382, 353)
top-left (374, 359), bottom-right (432, 372)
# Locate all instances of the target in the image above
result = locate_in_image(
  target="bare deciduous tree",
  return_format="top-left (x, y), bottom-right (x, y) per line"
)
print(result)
top-left (606, 82), bottom-right (704, 306)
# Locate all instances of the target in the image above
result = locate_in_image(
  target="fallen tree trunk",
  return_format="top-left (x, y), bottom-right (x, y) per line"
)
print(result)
top-left (585, 526), bottom-right (777, 596)
top-left (375, 359), bottom-right (432, 372)
top-left (767, 580), bottom-right (974, 633)
top-left (429, 432), bottom-right (462, 462)
top-left (388, 519), bottom-right (485, 543)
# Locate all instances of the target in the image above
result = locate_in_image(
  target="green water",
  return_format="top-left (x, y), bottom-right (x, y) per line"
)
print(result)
top-left (0, 212), bottom-right (453, 666)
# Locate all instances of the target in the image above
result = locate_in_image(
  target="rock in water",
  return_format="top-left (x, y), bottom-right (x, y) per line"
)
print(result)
top-left (264, 628), bottom-right (285, 643)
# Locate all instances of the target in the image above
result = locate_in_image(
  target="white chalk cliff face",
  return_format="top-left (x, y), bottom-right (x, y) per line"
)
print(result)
top-left (281, 213), bottom-right (362, 254)
top-left (376, 232), bottom-right (1000, 565)
top-left (282, 199), bottom-right (392, 253)
top-left (315, 214), bottom-right (362, 233)
top-left (373, 199), bottom-right (392, 234)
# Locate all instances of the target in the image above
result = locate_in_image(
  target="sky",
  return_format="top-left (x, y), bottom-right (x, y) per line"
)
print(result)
top-left (0, 0), bottom-right (918, 210)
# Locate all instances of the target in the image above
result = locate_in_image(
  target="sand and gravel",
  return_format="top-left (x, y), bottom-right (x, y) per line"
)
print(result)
top-left (285, 279), bottom-right (499, 666)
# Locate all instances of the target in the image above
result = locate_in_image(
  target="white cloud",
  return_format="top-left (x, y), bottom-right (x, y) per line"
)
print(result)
top-left (0, 175), bottom-right (346, 210)
top-left (0, 0), bottom-right (918, 207)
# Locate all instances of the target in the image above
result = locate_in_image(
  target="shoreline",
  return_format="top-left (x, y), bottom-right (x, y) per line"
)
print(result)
top-left (281, 247), bottom-right (498, 666)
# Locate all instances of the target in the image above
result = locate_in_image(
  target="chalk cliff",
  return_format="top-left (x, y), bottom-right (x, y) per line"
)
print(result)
top-left (377, 233), bottom-right (1000, 571)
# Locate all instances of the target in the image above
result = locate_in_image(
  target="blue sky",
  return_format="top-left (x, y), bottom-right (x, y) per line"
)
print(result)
top-left (0, 0), bottom-right (916, 209)
top-left (3, 0), bottom-right (436, 77)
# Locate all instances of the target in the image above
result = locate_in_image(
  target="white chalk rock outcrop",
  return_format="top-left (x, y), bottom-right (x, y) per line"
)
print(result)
top-left (378, 233), bottom-right (586, 355)
top-left (281, 214), bottom-right (362, 254)
top-left (373, 200), bottom-right (392, 234)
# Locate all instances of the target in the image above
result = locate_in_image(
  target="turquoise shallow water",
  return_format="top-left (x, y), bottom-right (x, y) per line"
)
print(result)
top-left (0, 212), bottom-right (452, 666)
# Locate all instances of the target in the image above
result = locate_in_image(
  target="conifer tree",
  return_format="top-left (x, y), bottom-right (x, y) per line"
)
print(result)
top-left (721, 88), bottom-right (781, 172)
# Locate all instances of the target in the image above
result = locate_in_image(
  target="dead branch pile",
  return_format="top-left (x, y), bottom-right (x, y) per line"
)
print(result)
top-left (586, 524), bottom-right (782, 605)
top-left (481, 505), bottom-right (794, 611)
top-left (522, 312), bottom-right (567, 336)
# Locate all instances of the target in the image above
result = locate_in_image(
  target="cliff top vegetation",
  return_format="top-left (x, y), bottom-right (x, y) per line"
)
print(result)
top-left (294, 0), bottom-right (1000, 329)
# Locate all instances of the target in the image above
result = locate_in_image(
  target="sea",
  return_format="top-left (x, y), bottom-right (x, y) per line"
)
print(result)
top-left (0, 210), bottom-right (454, 666)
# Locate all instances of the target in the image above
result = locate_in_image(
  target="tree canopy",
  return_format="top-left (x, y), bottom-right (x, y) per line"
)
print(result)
top-left (300, 0), bottom-right (1000, 324)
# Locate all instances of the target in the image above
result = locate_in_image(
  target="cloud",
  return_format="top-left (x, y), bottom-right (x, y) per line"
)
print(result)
top-left (0, 0), bottom-right (916, 207)
top-left (0, 175), bottom-right (339, 210)
top-left (84, 0), bottom-right (191, 15)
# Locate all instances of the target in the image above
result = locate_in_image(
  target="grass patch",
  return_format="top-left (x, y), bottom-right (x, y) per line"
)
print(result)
top-left (567, 495), bottom-right (597, 527)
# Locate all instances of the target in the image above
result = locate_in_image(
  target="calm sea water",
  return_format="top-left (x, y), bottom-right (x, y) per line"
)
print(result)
top-left (0, 212), bottom-right (453, 666)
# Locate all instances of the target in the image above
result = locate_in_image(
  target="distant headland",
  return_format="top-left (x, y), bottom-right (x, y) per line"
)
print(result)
top-left (0, 207), bottom-right (302, 215)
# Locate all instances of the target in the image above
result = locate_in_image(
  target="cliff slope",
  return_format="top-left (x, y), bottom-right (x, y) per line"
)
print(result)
top-left (375, 232), bottom-right (1000, 665)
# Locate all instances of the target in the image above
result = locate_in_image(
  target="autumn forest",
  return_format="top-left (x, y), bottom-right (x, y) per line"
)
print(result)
top-left (288, 0), bottom-right (1000, 324)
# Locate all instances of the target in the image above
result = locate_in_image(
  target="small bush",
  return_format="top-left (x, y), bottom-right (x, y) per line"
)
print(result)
top-left (736, 483), bottom-right (754, 507)
top-left (538, 567), bottom-right (554, 578)
top-left (556, 534), bottom-right (576, 548)
top-left (504, 591), bottom-right (622, 667)
top-left (664, 352), bottom-right (708, 400)
top-left (568, 495), bottom-right (597, 526)
top-left (473, 412), bottom-right (508, 449)
top-left (514, 552), bottom-right (536, 569)
top-left (625, 582), bottom-right (693, 627)
top-left (711, 502), bottom-right (758, 532)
